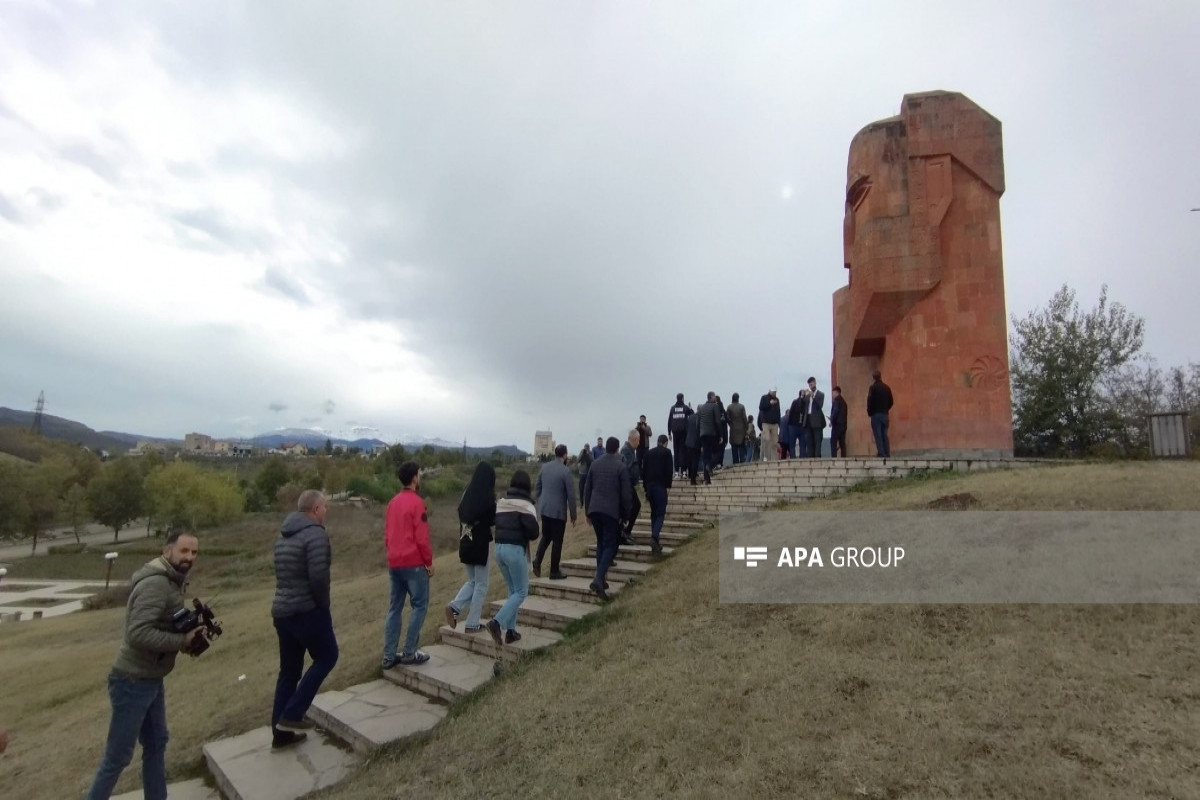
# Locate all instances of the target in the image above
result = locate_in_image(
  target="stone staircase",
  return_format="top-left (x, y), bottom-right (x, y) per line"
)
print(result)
top-left (168, 513), bottom-right (705, 800)
top-left (125, 456), bottom-right (1037, 800)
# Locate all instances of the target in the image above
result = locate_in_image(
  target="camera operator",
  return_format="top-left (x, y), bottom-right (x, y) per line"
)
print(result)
top-left (85, 530), bottom-right (203, 800)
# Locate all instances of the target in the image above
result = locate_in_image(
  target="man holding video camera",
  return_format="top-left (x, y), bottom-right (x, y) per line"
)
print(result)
top-left (85, 529), bottom-right (204, 800)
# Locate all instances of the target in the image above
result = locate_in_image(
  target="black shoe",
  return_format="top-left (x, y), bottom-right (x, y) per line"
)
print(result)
top-left (651, 541), bottom-right (663, 556)
top-left (532, 562), bottom-right (542, 578)
top-left (589, 582), bottom-right (610, 601)
top-left (548, 571), bottom-right (568, 580)
top-left (505, 630), bottom-right (522, 644)
top-left (486, 619), bottom-right (504, 647)
top-left (620, 534), bottom-right (635, 546)
top-left (272, 730), bottom-right (307, 749)
top-left (275, 717), bottom-right (314, 733)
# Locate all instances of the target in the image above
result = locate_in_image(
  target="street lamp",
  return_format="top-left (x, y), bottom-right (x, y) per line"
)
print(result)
top-left (104, 552), bottom-right (119, 590)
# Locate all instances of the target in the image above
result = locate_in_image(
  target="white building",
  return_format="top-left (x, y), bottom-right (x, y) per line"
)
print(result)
top-left (533, 430), bottom-right (555, 458)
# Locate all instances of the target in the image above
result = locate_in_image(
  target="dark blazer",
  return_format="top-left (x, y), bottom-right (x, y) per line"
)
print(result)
top-left (806, 390), bottom-right (826, 429)
top-left (584, 453), bottom-right (633, 521)
top-left (642, 445), bottom-right (675, 489)
top-left (788, 396), bottom-right (807, 427)
top-left (829, 395), bottom-right (848, 430)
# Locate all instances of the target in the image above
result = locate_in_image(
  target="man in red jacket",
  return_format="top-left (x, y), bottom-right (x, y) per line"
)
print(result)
top-left (382, 462), bottom-right (435, 669)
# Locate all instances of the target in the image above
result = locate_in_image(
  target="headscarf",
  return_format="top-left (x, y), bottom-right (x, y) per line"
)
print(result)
top-left (457, 461), bottom-right (496, 525)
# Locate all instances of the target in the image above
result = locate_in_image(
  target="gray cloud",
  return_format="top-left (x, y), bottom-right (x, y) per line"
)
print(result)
top-left (267, 402), bottom-right (288, 413)
top-left (4, 1), bottom-right (1199, 448)
top-left (323, 399), bottom-right (335, 415)
top-left (0, 194), bottom-right (22, 223)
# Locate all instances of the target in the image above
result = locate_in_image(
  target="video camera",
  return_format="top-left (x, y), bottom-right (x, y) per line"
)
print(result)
top-left (171, 598), bottom-right (223, 657)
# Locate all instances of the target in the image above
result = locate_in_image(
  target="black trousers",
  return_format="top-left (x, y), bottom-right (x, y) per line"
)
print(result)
top-left (687, 445), bottom-right (700, 483)
top-left (731, 439), bottom-right (744, 463)
top-left (672, 435), bottom-right (687, 472)
top-left (831, 425), bottom-right (847, 457)
top-left (534, 516), bottom-right (567, 573)
top-left (806, 427), bottom-right (823, 458)
top-left (624, 490), bottom-right (642, 535)
top-left (700, 435), bottom-right (719, 482)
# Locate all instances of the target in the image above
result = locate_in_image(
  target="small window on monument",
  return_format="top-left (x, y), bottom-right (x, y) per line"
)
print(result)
top-left (847, 176), bottom-right (872, 211)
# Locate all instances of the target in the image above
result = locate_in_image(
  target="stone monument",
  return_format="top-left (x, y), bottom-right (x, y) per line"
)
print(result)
top-left (832, 91), bottom-right (1013, 457)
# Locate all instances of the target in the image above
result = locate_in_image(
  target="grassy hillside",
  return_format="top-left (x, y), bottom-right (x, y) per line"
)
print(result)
top-left (1, 462), bottom-right (1197, 799)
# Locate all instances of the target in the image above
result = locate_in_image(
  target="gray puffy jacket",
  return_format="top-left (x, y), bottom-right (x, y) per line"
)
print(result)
top-left (271, 512), bottom-right (332, 618)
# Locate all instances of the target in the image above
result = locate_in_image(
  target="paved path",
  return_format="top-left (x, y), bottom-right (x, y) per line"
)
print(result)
top-left (193, 510), bottom-right (706, 800)
top-left (0, 521), bottom-right (154, 563)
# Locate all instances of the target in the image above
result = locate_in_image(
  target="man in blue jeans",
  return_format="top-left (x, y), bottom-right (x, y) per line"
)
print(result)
top-left (382, 462), bottom-right (434, 668)
top-left (85, 530), bottom-right (205, 800)
top-left (866, 370), bottom-right (895, 457)
top-left (642, 435), bottom-right (674, 556)
top-left (270, 490), bottom-right (339, 747)
top-left (582, 436), bottom-right (633, 601)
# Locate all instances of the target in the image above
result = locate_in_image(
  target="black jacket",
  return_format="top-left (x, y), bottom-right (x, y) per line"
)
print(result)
top-left (272, 512), bottom-right (331, 618)
top-left (758, 393), bottom-right (781, 426)
top-left (493, 488), bottom-right (539, 547)
top-left (642, 445), bottom-right (675, 489)
top-left (667, 402), bottom-right (692, 436)
top-left (458, 503), bottom-right (495, 566)
top-left (584, 452), bottom-right (633, 521)
top-left (698, 401), bottom-right (721, 437)
top-left (685, 411), bottom-right (701, 449)
top-left (829, 395), bottom-right (848, 430)
top-left (788, 396), bottom-right (807, 427)
top-left (867, 381), bottom-right (895, 417)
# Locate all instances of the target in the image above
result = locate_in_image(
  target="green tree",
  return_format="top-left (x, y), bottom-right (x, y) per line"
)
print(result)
top-left (63, 482), bottom-right (89, 543)
top-left (1010, 284), bottom-right (1145, 456)
top-left (145, 462), bottom-right (243, 530)
top-left (255, 456), bottom-right (291, 501)
top-left (21, 459), bottom-right (68, 553)
top-left (87, 458), bottom-right (145, 542)
top-left (323, 438), bottom-right (333, 455)
top-left (0, 461), bottom-right (31, 541)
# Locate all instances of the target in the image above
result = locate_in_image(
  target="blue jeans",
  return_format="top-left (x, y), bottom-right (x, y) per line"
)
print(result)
top-left (85, 672), bottom-right (169, 800)
top-left (590, 512), bottom-right (620, 585)
top-left (646, 484), bottom-right (668, 543)
top-left (272, 607), bottom-right (339, 728)
top-left (493, 543), bottom-right (529, 632)
top-left (779, 422), bottom-right (791, 457)
top-left (450, 562), bottom-right (490, 629)
top-left (383, 566), bottom-right (429, 662)
top-left (871, 413), bottom-right (891, 457)
top-left (791, 425), bottom-right (808, 458)
top-left (743, 442), bottom-right (754, 463)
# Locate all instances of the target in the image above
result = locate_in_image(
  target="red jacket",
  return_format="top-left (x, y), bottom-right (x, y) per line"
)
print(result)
top-left (385, 489), bottom-right (433, 569)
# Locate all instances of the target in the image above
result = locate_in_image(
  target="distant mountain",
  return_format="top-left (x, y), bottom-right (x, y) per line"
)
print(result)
top-left (251, 428), bottom-right (527, 457)
top-left (0, 407), bottom-right (169, 453)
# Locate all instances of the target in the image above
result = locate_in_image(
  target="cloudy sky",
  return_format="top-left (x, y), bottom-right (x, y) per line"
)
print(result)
top-left (1, 1), bottom-right (1198, 450)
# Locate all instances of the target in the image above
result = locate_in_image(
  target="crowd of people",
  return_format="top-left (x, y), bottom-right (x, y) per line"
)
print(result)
top-left (78, 373), bottom-right (898, 797)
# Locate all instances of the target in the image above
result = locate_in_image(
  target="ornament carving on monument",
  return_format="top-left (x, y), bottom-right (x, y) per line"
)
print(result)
top-left (969, 355), bottom-right (1008, 391)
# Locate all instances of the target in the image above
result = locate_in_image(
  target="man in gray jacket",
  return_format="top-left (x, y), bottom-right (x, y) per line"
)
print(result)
top-left (697, 391), bottom-right (722, 484)
top-left (85, 530), bottom-right (205, 800)
top-left (583, 437), bottom-right (633, 601)
top-left (270, 490), bottom-right (338, 748)
top-left (534, 444), bottom-right (577, 580)
top-left (725, 393), bottom-right (749, 464)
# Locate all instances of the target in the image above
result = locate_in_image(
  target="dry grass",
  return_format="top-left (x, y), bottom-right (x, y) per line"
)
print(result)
top-left (2, 462), bottom-right (1198, 799)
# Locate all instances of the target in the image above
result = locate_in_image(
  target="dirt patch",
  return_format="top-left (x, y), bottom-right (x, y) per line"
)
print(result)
top-left (925, 492), bottom-right (981, 510)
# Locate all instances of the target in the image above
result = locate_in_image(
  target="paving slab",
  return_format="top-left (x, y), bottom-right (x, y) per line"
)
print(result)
top-left (112, 778), bottom-right (220, 800)
top-left (439, 622), bottom-right (562, 661)
top-left (528, 574), bottom-right (625, 605)
top-left (587, 543), bottom-right (674, 563)
top-left (631, 518), bottom-right (705, 530)
top-left (203, 726), bottom-right (359, 800)
top-left (308, 679), bottom-right (447, 755)
top-left (559, 557), bottom-right (653, 582)
top-left (629, 529), bottom-right (691, 547)
top-left (382, 643), bottom-right (495, 701)
top-left (491, 594), bottom-right (599, 631)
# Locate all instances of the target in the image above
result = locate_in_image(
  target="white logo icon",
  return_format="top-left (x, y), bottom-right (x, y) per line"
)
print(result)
top-left (734, 546), bottom-right (769, 567)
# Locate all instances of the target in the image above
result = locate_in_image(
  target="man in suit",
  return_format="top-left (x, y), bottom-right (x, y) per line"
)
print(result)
top-left (642, 435), bottom-right (674, 556)
top-left (725, 393), bottom-right (748, 464)
top-left (804, 377), bottom-right (826, 458)
top-left (787, 389), bottom-right (808, 458)
top-left (534, 444), bottom-right (577, 580)
top-left (696, 392), bottom-right (721, 484)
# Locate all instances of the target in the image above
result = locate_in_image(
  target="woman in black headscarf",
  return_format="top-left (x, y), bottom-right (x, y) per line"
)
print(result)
top-left (445, 462), bottom-right (496, 632)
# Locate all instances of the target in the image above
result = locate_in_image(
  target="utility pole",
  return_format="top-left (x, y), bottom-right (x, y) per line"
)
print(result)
top-left (30, 390), bottom-right (44, 435)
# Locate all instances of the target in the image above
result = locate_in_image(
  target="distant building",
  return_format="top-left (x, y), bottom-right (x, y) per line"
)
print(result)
top-left (130, 441), bottom-right (167, 456)
top-left (533, 430), bottom-right (555, 458)
top-left (282, 442), bottom-right (308, 457)
top-left (231, 443), bottom-right (254, 458)
top-left (212, 440), bottom-right (233, 455)
top-left (183, 432), bottom-right (214, 453)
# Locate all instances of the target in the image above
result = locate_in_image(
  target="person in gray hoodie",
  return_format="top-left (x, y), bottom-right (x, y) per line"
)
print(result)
top-left (270, 490), bottom-right (338, 746)
top-left (85, 530), bottom-right (205, 800)
top-left (534, 444), bottom-right (577, 580)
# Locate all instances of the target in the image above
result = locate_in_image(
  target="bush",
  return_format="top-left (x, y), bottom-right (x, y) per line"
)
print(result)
top-left (83, 584), bottom-right (132, 611)
top-left (275, 481), bottom-right (304, 512)
top-left (346, 474), bottom-right (401, 504)
top-left (421, 473), bottom-right (466, 499)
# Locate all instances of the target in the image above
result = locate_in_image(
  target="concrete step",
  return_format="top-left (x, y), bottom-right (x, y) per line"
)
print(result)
top-left (381, 643), bottom-right (496, 702)
top-left (203, 727), bottom-right (360, 800)
top-left (438, 622), bottom-right (562, 662)
top-left (587, 543), bottom-right (674, 563)
top-left (631, 517), bottom-right (705, 531)
top-left (307, 679), bottom-right (448, 755)
top-left (528, 574), bottom-right (625, 605)
top-left (629, 529), bottom-right (691, 547)
top-left (113, 779), bottom-right (219, 800)
top-left (559, 557), bottom-right (653, 582)
top-left (490, 594), bottom-right (599, 631)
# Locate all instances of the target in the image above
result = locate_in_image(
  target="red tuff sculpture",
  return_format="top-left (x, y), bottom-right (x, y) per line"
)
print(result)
top-left (832, 91), bottom-right (1013, 457)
